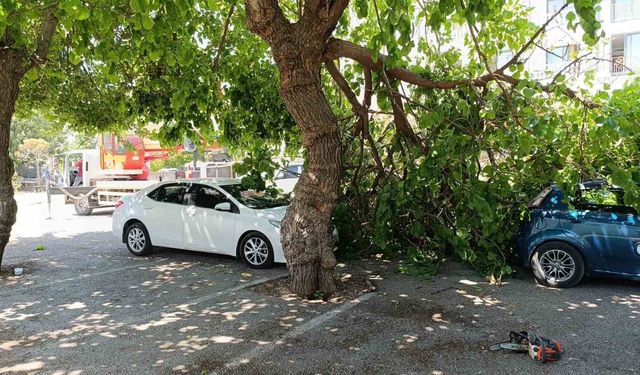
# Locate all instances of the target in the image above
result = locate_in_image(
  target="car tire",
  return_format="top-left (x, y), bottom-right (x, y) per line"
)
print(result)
top-left (239, 232), bottom-right (274, 269)
top-left (125, 223), bottom-right (153, 256)
top-left (531, 241), bottom-right (584, 288)
top-left (74, 196), bottom-right (93, 216)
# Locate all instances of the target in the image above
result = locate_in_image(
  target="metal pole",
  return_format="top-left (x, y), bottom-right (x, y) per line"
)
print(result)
top-left (46, 179), bottom-right (52, 220)
top-left (193, 150), bottom-right (198, 177)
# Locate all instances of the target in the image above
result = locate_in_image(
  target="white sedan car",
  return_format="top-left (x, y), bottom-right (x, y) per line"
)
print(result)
top-left (112, 179), bottom-right (287, 268)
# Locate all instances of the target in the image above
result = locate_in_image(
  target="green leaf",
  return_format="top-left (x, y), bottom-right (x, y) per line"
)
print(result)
top-left (522, 87), bottom-right (536, 99)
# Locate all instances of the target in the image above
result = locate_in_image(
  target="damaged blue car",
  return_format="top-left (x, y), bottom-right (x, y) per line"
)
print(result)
top-left (517, 180), bottom-right (640, 288)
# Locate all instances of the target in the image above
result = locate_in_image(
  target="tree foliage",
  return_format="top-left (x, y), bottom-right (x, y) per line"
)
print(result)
top-left (15, 138), bottom-right (49, 179)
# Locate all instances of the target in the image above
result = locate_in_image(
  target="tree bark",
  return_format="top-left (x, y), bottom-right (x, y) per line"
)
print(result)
top-left (0, 50), bottom-right (23, 267)
top-left (272, 32), bottom-right (341, 297)
top-left (244, 1), bottom-right (344, 297)
top-left (278, 68), bottom-right (341, 297)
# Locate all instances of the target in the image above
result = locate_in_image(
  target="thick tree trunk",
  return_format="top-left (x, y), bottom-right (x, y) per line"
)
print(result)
top-left (244, 1), bottom-right (346, 297)
top-left (278, 68), bottom-right (341, 298)
top-left (0, 51), bottom-right (22, 267)
top-left (272, 31), bottom-right (341, 297)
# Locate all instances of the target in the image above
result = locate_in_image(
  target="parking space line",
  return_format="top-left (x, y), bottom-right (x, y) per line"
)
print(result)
top-left (211, 291), bottom-right (376, 375)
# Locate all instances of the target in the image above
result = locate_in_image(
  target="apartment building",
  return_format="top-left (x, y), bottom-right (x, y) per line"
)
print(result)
top-left (530, 0), bottom-right (639, 89)
top-left (453, 0), bottom-right (640, 90)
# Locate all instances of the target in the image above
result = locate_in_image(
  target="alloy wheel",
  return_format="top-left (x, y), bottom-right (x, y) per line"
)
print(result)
top-left (539, 249), bottom-right (575, 283)
top-left (127, 227), bottom-right (146, 253)
top-left (243, 237), bottom-right (269, 266)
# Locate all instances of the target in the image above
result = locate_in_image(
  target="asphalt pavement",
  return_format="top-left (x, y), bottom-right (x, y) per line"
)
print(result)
top-left (1, 193), bottom-right (638, 374)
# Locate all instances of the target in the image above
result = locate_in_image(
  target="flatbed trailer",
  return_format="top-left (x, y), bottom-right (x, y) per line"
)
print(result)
top-left (50, 180), bottom-right (157, 215)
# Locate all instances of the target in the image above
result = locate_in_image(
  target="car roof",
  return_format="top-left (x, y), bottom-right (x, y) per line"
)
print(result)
top-left (161, 178), bottom-right (240, 187)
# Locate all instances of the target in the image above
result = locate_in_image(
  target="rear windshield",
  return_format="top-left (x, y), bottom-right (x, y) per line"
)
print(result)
top-left (220, 184), bottom-right (289, 209)
top-left (528, 187), bottom-right (553, 208)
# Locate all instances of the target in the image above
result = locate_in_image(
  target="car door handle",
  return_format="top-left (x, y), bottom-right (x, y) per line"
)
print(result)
top-left (142, 204), bottom-right (153, 209)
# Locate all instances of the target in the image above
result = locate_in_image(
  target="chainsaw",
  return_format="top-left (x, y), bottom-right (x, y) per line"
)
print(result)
top-left (490, 331), bottom-right (563, 363)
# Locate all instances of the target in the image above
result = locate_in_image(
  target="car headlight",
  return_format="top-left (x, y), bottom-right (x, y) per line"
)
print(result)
top-left (268, 219), bottom-right (281, 228)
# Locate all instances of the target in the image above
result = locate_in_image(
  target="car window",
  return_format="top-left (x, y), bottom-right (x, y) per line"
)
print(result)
top-left (187, 184), bottom-right (229, 209)
top-left (220, 184), bottom-right (289, 209)
top-left (574, 186), bottom-right (636, 214)
top-left (147, 183), bottom-right (187, 204)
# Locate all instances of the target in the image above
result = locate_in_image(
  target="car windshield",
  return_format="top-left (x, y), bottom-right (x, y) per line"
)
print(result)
top-left (220, 184), bottom-right (289, 209)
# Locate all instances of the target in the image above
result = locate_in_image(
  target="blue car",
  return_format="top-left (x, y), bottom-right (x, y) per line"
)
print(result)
top-left (517, 180), bottom-right (640, 287)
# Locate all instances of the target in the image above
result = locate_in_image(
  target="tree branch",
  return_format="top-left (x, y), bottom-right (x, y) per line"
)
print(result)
top-left (301, 0), bottom-right (349, 37)
top-left (324, 37), bottom-right (596, 107)
top-left (211, 3), bottom-right (236, 71)
top-left (29, 5), bottom-right (58, 71)
top-left (495, 2), bottom-right (570, 74)
top-left (324, 38), bottom-right (492, 88)
top-left (324, 59), bottom-right (367, 119)
top-left (326, 0), bottom-right (350, 31)
top-left (244, 0), bottom-right (290, 42)
top-left (324, 59), bottom-right (384, 172)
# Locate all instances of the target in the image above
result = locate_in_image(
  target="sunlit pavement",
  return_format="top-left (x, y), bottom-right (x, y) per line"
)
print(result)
top-left (2, 193), bottom-right (639, 374)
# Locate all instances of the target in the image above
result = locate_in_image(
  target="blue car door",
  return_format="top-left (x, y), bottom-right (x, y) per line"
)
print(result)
top-left (596, 211), bottom-right (640, 275)
top-left (564, 184), bottom-right (640, 276)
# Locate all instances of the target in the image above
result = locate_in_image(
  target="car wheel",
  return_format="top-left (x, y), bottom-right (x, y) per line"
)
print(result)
top-left (74, 196), bottom-right (93, 216)
top-left (239, 232), bottom-right (274, 269)
top-left (125, 223), bottom-right (153, 256)
top-left (531, 241), bottom-right (584, 288)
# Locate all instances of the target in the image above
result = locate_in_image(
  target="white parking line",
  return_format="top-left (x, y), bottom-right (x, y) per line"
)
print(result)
top-left (211, 292), bottom-right (377, 375)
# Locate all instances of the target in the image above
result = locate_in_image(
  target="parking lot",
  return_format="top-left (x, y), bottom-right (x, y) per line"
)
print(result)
top-left (1, 193), bottom-right (639, 374)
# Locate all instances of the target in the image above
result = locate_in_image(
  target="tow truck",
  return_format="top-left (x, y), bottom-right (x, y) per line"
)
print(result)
top-left (49, 133), bottom-right (233, 215)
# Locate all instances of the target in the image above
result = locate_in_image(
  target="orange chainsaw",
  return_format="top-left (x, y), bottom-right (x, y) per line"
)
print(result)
top-left (490, 331), bottom-right (563, 363)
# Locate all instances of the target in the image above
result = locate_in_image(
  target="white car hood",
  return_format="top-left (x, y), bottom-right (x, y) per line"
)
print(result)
top-left (254, 205), bottom-right (288, 221)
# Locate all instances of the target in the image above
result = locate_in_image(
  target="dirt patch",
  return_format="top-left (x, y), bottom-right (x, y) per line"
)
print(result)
top-left (251, 272), bottom-right (375, 303)
top-left (0, 267), bottom-right (16, 277)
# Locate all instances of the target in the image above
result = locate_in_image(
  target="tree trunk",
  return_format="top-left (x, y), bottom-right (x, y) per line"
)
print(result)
top-left (243, 1), bottom-right (346, 297)
top-left (270, 33), bottom-right (341, 298)
top-left (0, 51), bottom-right (22, 267)
top-left (278, 67), bottom-right (341, 298)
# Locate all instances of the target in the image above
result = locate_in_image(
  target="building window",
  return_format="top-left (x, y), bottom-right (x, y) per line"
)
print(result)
top-left (546, 45), bottom-right (577, 69)
top-left (612, 33), bottom-right (640, 74)
top-left (495, 50), bottom-right (514, 69)
top-left (612, 0), bottom-right (640, 22)
top-left (547, 0), bottom-right (565, 13)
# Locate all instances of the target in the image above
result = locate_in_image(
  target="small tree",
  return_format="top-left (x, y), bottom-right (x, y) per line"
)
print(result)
top-left (15, 138), bottom-right (49, 181)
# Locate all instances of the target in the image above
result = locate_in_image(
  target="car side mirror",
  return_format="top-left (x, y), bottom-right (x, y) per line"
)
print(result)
top-left (214, 202), bottom-right (231, 212)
